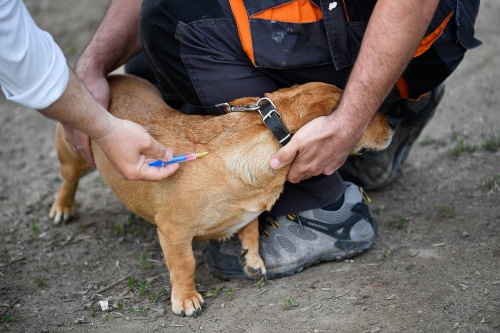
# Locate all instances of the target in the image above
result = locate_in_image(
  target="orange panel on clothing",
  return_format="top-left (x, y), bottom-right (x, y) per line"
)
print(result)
top-left (396, 77), bottom-right (430, 101)
top-left (229, 0), bottom-right (255, 64)
top-left (229, 0), bottom-right (325, 65)
top-left (251, 0), bottom-right (323, 23)
top-left (396, 77), bottom-right (409, 99)
top-left (414, 11), bottom-right (453, 58)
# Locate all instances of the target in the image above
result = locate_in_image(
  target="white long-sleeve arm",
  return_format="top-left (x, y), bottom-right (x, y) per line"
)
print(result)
top-left (0, 0), bottom-right (68, 109)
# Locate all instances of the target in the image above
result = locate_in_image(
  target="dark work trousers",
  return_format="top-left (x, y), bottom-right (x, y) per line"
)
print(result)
top-left (128, 0), bottom-right (481, 215)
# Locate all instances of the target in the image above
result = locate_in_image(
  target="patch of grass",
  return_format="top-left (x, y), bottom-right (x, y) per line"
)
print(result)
top-left (2, 247), bottom-right (19, 265)
top-left (126, 213), bottom-right (136, 224)
top-left (483, 137), bottom-right (500, 152)
top-left (205, 286), bottom-right (220, 299)
top-left (124, 278), bottom-right (162, 303)
top-left (3, 246), bottom-right (11, 261)
top-left (113, 225), bottom-right (125, 238)
top-left (127, 277), bottom-right (137, 292)
top-left (420, 136), bottom-right (446, 147)
top-left (438, 204), bottom-right (455, 218)
top-left (90, 306), bottom-right (96, 318)
top-left (137, 280), bottom-right (150, 297)
top-left (382, 246), bottom-right (391, 258)
top-left (451, 139), bottom-right (476, 158)
top-left (35, 276), bottom-right (47, 288)
top-left (105, 219), bottom-right (125, 238)
top-left (140, 251), bottom-right (154, 269)
top-left (31, 219), bottom-right (40, 236)
top-left (255, 277), bottom-right (266, 289)
top-left (123, 213), bottom-right (151, 236)
top-left (149, 289), bottom-right (166, 303)
top-left (115, 300), bottom-right (125, 310)
top-left (280, 298), bottom-right (300, 310)
top-left (223, 287), bottom-right (235, 299)
top-left (1, 307), bottom-right (16, 322)
top-left (138, 307), bottom-right (149, 316)
top-left (420, 135), bottom-right (434, 146)
top-left (102, 312), bottom-right (112, 320)
top-left (2, 246), bottom-right (18, 265)
top-left (391, 215), bottom-right (409, 229)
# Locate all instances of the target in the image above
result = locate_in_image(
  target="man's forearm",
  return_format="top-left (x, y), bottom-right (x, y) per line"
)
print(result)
top-left (39, 68), bottom-right (115, 141)
top-left (76, 0), bottom-right (143, 77)
top-left (334, 0), bottom-right (439, 131)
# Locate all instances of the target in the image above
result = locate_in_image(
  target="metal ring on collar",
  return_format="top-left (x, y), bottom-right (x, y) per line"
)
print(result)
top-left (214, 102), bottom-right (262, 113)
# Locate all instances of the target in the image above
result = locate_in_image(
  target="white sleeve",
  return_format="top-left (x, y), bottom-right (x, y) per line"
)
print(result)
top-left (0, 0), bottom-right (69, 109)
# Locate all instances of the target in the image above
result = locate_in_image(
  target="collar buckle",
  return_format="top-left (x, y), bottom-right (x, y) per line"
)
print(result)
top-left (215, 97), bottom-right (291, 146)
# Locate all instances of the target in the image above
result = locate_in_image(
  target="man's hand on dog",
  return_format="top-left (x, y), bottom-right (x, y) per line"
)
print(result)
top-left (270, 112), bottom-right (364, 183)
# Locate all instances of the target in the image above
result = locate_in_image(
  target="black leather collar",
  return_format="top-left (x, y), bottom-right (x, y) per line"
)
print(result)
top-left (215, 97), bottom-right (291, 146)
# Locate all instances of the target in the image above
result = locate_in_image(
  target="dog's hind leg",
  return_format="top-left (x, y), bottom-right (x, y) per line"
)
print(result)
top-left (238, 219), bottom-right (267, 279)
top-left (156, 223), bottom-right (204, 317)
top-left (49, 123), bottom-right (91, 224)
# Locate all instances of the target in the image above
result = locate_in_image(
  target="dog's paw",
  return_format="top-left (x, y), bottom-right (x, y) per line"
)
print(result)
top-left (49, 201), bottom-right (75, 224)
top-left (171, 292), bottom-right (205, 317)
top-left (240, 248), bottom-right (267, 279)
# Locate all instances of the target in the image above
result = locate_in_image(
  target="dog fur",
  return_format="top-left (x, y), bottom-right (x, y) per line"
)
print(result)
top-left (50, 74), bottom-right (394, 316)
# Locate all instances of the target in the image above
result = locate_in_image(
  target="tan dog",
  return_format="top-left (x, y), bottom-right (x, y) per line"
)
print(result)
top-left (49, 75), bottom-right (394, 317)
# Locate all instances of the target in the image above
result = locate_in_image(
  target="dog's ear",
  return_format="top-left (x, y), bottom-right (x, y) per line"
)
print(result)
top-left (351, 113), bottom-right (394, 154)
top-left (265, 82), bottom-right (343, 133)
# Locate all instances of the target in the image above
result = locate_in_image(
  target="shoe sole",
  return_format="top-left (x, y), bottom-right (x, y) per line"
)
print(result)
top-left (206, 239), bottom-right (375, 280)
top-left (264, 239), bottom-right (375, 279)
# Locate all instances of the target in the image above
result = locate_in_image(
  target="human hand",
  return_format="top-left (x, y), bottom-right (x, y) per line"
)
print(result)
top-left (62, 124), bottom-right (96, 167)
top-left (93, 117), bottom-right (179, 181)
top-left (269, 112), bottom-right (363, 183)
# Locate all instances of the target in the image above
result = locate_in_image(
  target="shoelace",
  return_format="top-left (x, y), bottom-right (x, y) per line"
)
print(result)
top-left (259, 214), bottom-right (279, 237)
top-left (359, 187), bottom-right (371, 203)
top-left (259, 213), bottom-right (305, 237)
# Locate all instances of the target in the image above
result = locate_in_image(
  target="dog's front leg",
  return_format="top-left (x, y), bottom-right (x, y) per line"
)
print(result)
top-left (156, 224), bottom-right (204, 317)
top-left (238, 219), bottom-right (267, 279)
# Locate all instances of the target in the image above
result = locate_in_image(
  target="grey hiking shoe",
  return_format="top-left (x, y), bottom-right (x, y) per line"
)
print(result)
top-left (204, 182), bottom-right (377, 280)
top-left (339, 83), bottom-right (445, 191)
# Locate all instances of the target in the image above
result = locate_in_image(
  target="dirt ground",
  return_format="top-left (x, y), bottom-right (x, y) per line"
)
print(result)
top-left (1, 1), bottom-right (499, 332)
